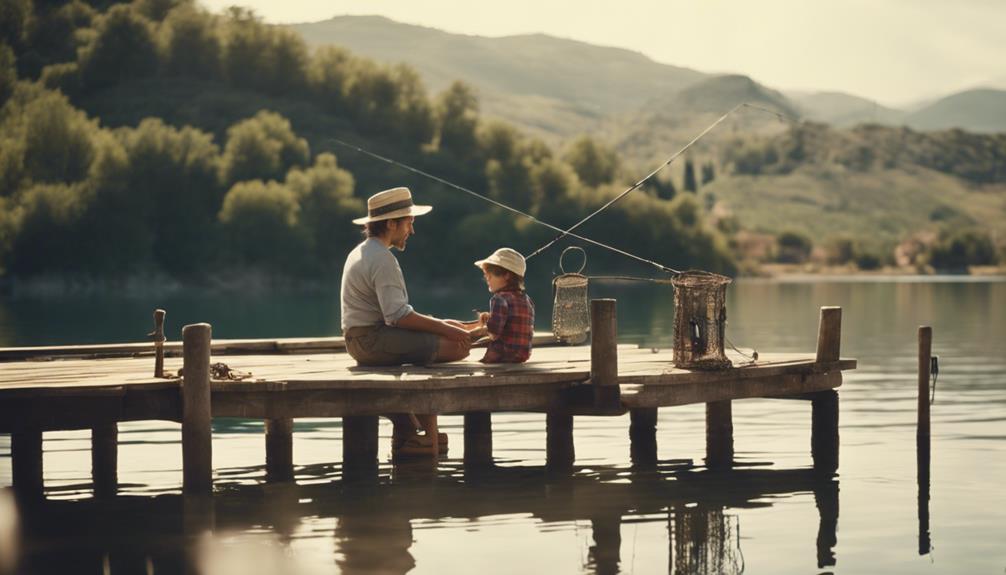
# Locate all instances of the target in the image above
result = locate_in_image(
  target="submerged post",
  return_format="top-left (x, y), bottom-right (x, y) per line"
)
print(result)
top-left (546, 413), bottom-right (575, 473)
top-left (812, 306), bottom-right (842, 474)
top-left (91, 422), bottom-right (118, 497)
top-left (917, 325), bottom-right (932, 555)
top-left (265, 418), bottom-right (294, 482)
top-left (590, 299), bottom-right (619, 407)
top-left (464, 412), bottom-right (493, 466)
top-left (342, 416), bottom-right (379, 481)
top-left (705, 401), bottom-right (733, 469)
top-left (152, 309), bottom-right (166, 378)
top-left (11, 429), bottom-right (43, 500)
top-left (182, 323), bottom-right (212, 494)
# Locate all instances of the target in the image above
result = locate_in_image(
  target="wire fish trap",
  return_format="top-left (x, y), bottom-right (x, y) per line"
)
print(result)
top-left (552, 246), bottom-right (589, 345)
top-left (671, 270), bottom-right (732, 370)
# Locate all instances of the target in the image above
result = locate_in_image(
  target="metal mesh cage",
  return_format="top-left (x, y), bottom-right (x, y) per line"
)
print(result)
top-left (552, 273), bottom-right (589, 344)
top-left (551, 246), bottom-right (590, 344)
top-left (671, 271), bottom-right (732, 370)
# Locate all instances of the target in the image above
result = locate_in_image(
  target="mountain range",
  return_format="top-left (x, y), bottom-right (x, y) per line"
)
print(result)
top-left (293, 15), bottom-right (1006, 139)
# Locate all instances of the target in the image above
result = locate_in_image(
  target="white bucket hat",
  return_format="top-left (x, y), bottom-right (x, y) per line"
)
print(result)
top-left (474, 247), bottom-right (527, 277)
top-left (352, 186), bottom-right (432, 225)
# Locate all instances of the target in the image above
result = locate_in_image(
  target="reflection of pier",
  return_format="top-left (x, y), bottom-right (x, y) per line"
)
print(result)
top-left (11, 464), bottom-right (840, 574)
top-left (1, 306), bottom-right (852, 499)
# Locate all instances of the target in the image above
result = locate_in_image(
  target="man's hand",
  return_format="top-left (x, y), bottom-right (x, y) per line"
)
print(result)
top-left (443, 323), bottom-right (472, 345)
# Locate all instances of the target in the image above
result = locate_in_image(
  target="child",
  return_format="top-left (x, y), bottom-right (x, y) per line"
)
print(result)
top-left (472, 248), bottom-right (535, 363)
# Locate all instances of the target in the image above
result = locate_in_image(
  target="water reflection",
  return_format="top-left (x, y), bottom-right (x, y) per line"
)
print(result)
top-left (11, 460), bottom-right (840, 575)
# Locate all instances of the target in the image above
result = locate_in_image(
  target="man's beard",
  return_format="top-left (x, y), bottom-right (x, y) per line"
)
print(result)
top-left (392, 238), bottom-right (408, 251)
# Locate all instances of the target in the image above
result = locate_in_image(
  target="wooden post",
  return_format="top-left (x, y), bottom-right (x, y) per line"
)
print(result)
top-left (464, 412), bottom-right (493, 466)
top-left (816, 306), bottom-right (842, 363)
top-left (546, 413), bottom-right (575, 473)
top-left (91, 422), bottom-right (118, 497)
top-left (182, 323), bottom-right (212, 494)
top-left (590, 299), bottom-right (619, 407)
top-left (917, 325), bottom-right (932, 555)
top-left (342, 416), bottom-right (379, 482)
top-left (12, 429), bottom-right (43, 500)
top-left (265, 418), bottom-right (294, 482)
top-left (917, 326), bottom-right (932, 445)
top-left (152, 309), bottom-right (166, 378)
top-left (705, 401), bottom-right (733, 469)
top-left (629, 408), bottom-right (658, 468)
top-left (811, 390), bottom-right (840, 474)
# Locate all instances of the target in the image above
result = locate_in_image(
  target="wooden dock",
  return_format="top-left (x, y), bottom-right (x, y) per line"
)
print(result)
top-left (0, 305), bottom-right (854, 499)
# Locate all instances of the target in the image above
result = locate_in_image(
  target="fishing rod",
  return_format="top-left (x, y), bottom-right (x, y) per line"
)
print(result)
top-left (525, 102), bottom-right (790, 260)
top-left (327, 138), bottom-right (682, 273)
top-left (329, 102), bottom-right (791, 274)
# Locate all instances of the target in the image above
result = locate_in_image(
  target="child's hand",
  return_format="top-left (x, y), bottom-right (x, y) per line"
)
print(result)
top-left (478, 311), bottom-right (490, 326)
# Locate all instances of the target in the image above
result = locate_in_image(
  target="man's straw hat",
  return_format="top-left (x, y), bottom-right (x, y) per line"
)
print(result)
top-left (352, 187), bottom-right (432, 225)
top-left (474, 247), bottom-right (527, 277)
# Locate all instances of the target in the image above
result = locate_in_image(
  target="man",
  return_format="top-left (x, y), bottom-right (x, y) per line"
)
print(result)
top-left (340, 186), bottom-right (470, 455)
top-left (341, 186), bottom-right (471, 366)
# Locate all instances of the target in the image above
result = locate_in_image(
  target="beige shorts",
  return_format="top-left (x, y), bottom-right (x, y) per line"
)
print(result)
top-left (344, 324), bottom-right (440, 366)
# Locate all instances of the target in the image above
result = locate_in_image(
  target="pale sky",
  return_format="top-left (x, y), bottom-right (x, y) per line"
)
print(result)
top-left (199, 0), bottom-right (1006, 107)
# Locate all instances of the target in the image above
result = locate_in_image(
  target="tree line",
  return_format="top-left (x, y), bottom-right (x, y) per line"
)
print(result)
top-left (0, 0), bottom-right (735, 285)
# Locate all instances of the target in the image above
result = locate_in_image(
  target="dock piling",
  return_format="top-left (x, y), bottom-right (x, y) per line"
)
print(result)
top-left (91, 422), bottom-right (118, 497)
top-left (815, 307), bottom-right (842, 363)
top-left (546, 413), bottom-right (575, 473)
top-left (629, 408), bottom-right (658, 467)
top-left (464, 412), bottom-right (493, 466)
top-left (705, 401), bottom-right (733, 469)
top-left (590, 299), bottom-right (619, 408)
top-left (265, 418), bottom-right (294, 482)
top-left (182, 323), bottom-right (213, 494)
top-left (11, 429), bottom-right (43, 500)
top-left (811, 390), bottom-right (839, 474)
top-left (342, 416), bottom-right (379, 481)
top-left (917, 325), bottom-right (933, 555)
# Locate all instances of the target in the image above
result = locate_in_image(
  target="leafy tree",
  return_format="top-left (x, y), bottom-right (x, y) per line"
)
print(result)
top-left (0, 83), bottom-right (98, 187)
top-left (116, 118), bottom-right (222, 275)
top-left (682, 157), bottom-right (697, 192)
top-left (18, 1), bottom-right (95, 78)
top-left (776, 230), bottom-right (812, 263)
top-left (928, 229), bottom-right (998, 270)
top-left (436, 81), bottom-right (479, 161)
top-left (391, 64), bottom-right (434, 144)
top-left (219, 110), bottom-right (310, 186)
top-left (644, 174), bottom-right (675, 200)
top-left (220, 7), bottom-right (272, 92)
top-left (481, 121), bottom-right (534, 211)
top-left (701, 161), bottom-right (715, 185)
top-left (307, 45), bottom-right (352, 114)
top-left (133, 0), bottom-right (187, 22)
top-left (6, 182), bottom-right (89, 275)
top-left (562, 136), bottom-right (618, 187)
top-left (218, 179), bottom-right (305, 270)
top-left (285, 152), bottom-right (361, 269)
top-left (0, 0), bottom-right (31, 49)
top-left (159, 3), bottom-right (220, 79)
top-left (0, 43), bottom-right (14, 104)
top-left (269, 27), bottom-right (308, 95)
top-left (78, 4), bottom-right (157, 90)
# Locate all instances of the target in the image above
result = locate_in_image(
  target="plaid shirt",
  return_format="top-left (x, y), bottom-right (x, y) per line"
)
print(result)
top-left (483, 289), bottom-right (535, 363)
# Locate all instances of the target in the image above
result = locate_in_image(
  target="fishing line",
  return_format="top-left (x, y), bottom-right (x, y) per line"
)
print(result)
top-left (329, 102), bottom-right (790, 273)
top-left (327, 137), bottom-right (681, 273)
top-left (526, 102), bottom-right (792, 260)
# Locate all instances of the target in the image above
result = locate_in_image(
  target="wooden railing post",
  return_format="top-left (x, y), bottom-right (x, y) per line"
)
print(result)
top-left (591, 299), bottom-right (619, 407)
top-left (182, 323), bottom-right (212, 494)
top-left (816, 307), bottom-right (842, 363)
top-left (152, 309), bottom-right (166, 378)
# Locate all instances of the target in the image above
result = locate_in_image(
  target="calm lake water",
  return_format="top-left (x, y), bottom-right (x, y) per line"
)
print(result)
top-left (0, 277), bottom-right (1004, 574)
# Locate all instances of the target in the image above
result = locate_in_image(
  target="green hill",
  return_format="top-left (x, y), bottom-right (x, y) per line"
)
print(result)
top-left (292, 15), bottom-right (707, 140)
top-left (790, 91), bottom-right (905, 127)
top-left (905, 89), bottom-right (1006, 133)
